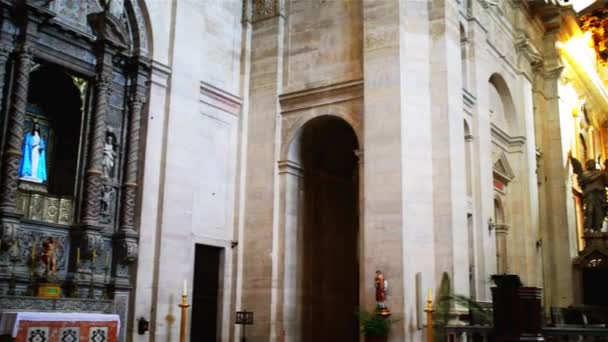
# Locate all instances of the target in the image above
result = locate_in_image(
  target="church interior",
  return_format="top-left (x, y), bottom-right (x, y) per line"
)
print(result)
top-left (0, 0), bottom-right (608, 341)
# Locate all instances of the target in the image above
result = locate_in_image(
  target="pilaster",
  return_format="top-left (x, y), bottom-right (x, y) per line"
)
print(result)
top-left (430, 0), bottom-right (470, 297)
top-left (537, 28), bottom-right (576, 307)
top-left (240, 0), bottom-right (284, 339)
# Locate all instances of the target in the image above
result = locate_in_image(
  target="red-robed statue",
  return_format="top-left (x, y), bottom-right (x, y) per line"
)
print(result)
top-left (375, 270), bottom-right (390, 315)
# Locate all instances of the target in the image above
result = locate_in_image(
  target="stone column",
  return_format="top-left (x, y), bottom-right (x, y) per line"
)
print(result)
top-left (118, 91), bottom-right (145, 234)
top-left (114, 67), bottom-right (147, 280)
top-left (72, 52), bottom-right (113, 278)
top-left (0, 42), bottom-right (34, 245)
top-left (536, 28), bottom-right (575, 307)
top-left (276, 159), bottom-right (303, 342)
top-left (0, 44), bottom-right (13, 125)
top-left (240, 0), bottom-right (284, 340)
top-left (362, 0), bottom-right (434, 340)
top-left (80, 69), bottom-right (112, 227)
top-left (429, 0), bottom-right (469, 297)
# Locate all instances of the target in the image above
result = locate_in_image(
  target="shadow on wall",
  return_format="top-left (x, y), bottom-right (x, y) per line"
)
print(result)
top-left (165, 293), bottom-right (175, 342)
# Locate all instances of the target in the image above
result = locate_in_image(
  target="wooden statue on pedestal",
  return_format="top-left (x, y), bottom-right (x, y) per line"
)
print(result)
top-left (375, 270), bottom-right (391, 317)
top-left (38, 237), bottom-right (61, 298)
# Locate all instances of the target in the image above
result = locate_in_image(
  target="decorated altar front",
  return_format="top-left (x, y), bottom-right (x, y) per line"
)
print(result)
top-left (0, 312), bottom-right (119, 342)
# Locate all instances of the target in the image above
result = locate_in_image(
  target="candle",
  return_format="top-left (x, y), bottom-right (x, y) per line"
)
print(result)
top-left (76, 247), bottom-right (80, 266)
top-left (92, 249), bottom-right (97, 264)
top-left (105, 251), bottom-right (110, 268)
top-left (183, 279), bottom-right (187, 296)
top-left (427, 288), bottom-right (433, 302)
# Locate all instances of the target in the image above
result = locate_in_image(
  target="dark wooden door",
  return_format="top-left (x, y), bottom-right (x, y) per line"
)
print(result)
top-left (190, 244), bottom-right (222, 341)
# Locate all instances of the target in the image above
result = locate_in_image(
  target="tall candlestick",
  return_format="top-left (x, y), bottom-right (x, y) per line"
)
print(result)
top-left (178, 291), bottom-right (190, 342)
top-left (76, 247), bottom-right (80, 266)
top-left (183, 279), bottom-right (187, 296)
top-left (425, 288), bottom-right (435, 342)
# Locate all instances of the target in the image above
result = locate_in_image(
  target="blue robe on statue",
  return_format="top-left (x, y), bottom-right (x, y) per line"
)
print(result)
top-left (18, 132), bottom-right (47, 183)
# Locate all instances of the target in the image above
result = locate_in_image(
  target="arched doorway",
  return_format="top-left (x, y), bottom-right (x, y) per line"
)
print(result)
top-left (296, 115), bottom-right (360, 341)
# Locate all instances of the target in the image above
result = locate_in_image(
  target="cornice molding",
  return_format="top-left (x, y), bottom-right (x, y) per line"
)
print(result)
top-left (279, 79), bottom-right (363, 114)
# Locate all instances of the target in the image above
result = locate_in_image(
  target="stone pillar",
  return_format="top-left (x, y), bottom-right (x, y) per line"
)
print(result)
top-left (72, 52), bottom-right (113, 279)
top-left (114, 63), bottom-right (147, 272)
top-left (240, 0), bottom-right (284, 340)
top-left (118, 91), bottom-right (145, 234)
top-left (80, 68), bottom-right (112, 227)
top-left (0, 44), bottom-right (13, 126)
top-left (0, 41), bottom-right (34, 245)
top-left (362, 0), bottom-right (434, 340)
top-left (276, 159), bottom-right (303, 341)
top-left (536, 27), bottom-right (576, 307)
top-left (429, 0), bottom-right (469, 297)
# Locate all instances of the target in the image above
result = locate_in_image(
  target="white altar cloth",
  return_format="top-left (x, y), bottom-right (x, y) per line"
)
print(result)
top-left (0, 312), bottom-right (120, 337)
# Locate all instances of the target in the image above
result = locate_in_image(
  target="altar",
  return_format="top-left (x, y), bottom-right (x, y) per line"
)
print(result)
top-left (0, 312), bottom-right (119, 342)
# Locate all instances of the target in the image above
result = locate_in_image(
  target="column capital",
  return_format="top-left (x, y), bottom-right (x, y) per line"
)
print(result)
top-left (251, 0), bottom-right (283, 23)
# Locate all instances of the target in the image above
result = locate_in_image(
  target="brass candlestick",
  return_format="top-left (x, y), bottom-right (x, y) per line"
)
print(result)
top-left (178, 293), bottom-right (190, 342)
top-left (425, 289), bottom-right (435, 342)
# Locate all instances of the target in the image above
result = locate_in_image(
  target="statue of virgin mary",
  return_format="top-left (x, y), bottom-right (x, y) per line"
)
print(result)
top-left (18, 121), bottom-right (47, 183)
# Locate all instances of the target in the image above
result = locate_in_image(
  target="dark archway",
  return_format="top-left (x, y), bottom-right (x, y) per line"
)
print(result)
top-left (299, 116), bottom-right (359, 342)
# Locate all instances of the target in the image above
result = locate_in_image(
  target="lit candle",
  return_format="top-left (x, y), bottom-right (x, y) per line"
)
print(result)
top-left (76, 247), bottom-right (80, 266)
top-left (183, 279), bottom-right (187, 296)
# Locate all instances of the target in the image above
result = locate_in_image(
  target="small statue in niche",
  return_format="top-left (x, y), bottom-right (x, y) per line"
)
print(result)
top-left (40, 237), bottom-right (59, 277)
top-left (375, 270), bottom-right (390, 315)
top-left (100, 185), bottom-right (115, 223)
top-left (102, 132), bottom-right (117, 179)
top-left (19, 121), bottom-right (47, 183)
top-left (570, 155), bottom-right (608, 232)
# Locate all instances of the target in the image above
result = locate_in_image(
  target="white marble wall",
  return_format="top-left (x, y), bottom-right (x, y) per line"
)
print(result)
top-left (132, 0), bottom-right (579, 341)
top-left (134, 1), bottom-right (243, 341)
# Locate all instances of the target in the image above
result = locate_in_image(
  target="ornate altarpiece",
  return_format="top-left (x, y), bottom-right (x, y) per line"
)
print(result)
top-left (0, 1), bottom-right (151, 341)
